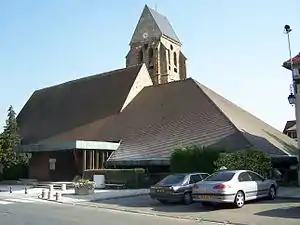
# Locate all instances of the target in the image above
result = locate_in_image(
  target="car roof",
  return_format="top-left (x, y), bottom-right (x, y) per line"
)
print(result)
top-left (171, 172), bottom-right (209, 176)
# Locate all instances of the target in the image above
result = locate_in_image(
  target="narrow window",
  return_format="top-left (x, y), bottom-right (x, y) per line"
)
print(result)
top-left (149, 48), bottom-right (154, 58)
top-left (138, 50), bottom-right (143, 63)
top-left (167, 49), bottom-right (170, 64)
top-left (173, 52), bottom-right (177, 67)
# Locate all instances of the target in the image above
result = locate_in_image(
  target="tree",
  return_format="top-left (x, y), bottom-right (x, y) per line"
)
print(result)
top-left (214, 149), bottom-right (272, 177)
top-left (170, 145), bottom-right (223, 174)
top-left (0, 106), bottom-right (27, 170)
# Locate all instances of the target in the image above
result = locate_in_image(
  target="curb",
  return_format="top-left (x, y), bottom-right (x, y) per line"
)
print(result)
top-left (75, 202), bottom-right (246, 225)
top-left (39, 194), bottom-right (245, 225)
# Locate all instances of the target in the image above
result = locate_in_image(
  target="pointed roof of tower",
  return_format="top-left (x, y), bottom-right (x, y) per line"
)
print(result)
top-left (145, 5), bottom-right (181, 43)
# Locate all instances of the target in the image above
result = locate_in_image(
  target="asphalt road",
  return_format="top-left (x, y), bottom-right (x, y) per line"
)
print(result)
top-left (80, 195), bottom-right (300, 225)
top-left (0, 199), bottom-right (217, 225)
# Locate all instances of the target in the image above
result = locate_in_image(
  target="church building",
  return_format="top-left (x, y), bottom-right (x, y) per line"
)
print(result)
top-left (15, 5), bottom-right (297, 181)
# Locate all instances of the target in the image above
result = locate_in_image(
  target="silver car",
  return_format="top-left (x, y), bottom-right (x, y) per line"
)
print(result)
top-left (192, 170), bottom-right (278, 208)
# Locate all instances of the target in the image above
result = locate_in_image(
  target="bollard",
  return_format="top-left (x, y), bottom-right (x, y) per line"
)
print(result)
top-left (42, 189), bottom-right (48, 199)
top-left (49, 184), bottom-right (54, 192)
top-left (48, 190), bottom-right (53, 200)
top-left (25, 186), bottom-right (28, 194)
top-left (9, 187), bottom-right (12, 194)
top-left (55, 192), bottom-right (61, 201)
top-left (61, 183), bottom-right (66, 192)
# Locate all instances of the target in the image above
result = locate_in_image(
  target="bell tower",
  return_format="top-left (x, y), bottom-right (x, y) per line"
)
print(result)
top-left (126, 5), bottom-right (187, 85)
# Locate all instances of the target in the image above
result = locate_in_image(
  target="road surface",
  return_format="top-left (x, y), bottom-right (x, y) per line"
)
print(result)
top-left (0, 197), bottom-right (217, 225)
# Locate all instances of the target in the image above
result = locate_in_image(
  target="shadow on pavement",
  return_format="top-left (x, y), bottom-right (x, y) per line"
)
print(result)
top-left (94, 195), bottom-right (236, 213)
top-left (254, 206), bottom-right (300, 219)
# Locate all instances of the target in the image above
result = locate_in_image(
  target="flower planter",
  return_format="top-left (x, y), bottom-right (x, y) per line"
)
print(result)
top-left (75, 186), bottom-right (94, 195)
top-left (74, 179), bottom-right (95, 195)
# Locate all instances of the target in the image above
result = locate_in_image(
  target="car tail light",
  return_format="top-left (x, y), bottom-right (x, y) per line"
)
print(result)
top-left (213, 184), bottom-right (230, 189)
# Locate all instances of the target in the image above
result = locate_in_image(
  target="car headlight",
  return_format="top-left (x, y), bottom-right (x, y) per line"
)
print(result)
top-left (171, 186), bottom-right (181, 192)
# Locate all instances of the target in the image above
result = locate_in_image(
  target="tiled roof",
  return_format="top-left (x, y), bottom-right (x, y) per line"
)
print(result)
top-left (283, 53), bottom-right (300, 69)
top-left (146, 5), bottom-right (181, 43)
top-left (104, 79), bottom-right (297, 163)
top-left (283, 120), bottom-right (296, 133)
top-left (17, 65), bottom-right (143, 144)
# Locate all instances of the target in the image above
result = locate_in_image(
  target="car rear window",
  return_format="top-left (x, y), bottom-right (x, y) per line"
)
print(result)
top-left (205, 171), bottom-right (235, 182)
top-left (158, 174), bottom-right (186, 185)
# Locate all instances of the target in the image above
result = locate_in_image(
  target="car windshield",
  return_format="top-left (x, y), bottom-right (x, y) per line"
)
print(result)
top-left (205, 171), bottom-right (235, 182)
top-left (158, 174), bottom-right (186, 185)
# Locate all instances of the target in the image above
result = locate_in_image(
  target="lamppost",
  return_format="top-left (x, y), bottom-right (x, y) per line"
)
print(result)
top-left (284, 24), bottom-right (300, 186)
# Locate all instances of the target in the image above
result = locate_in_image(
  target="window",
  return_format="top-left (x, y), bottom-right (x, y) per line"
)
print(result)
top-left (170, 44), bottom-right (173, 50)
top-left (189, 174), bottom-right (202, 184)
top-left (149, 48), bottom-right (154, 58)
top-left (173, 52), bottom-right (177, 67)
top-left (205, 171), bottom-right (235, 182)
top-left (174, 68), bottom-right (177, 73)
top-left (238, 172), bottom-right (251, 182)
top-left (49, 158), bottom-right (56, 170)
top-left (138, 50), bottom-right (143, 63)
top-left (248, 172), bottom-right (264, 182)
top-left (158, 174), bottom-right (186, 185)
top-left (167, 49), bottom-right (170, 63)
top-left (200, 173), bottom-right (209, 180)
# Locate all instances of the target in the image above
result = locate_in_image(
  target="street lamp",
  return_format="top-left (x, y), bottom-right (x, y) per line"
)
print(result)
top-left (284, 24), bottom-right (300, 187)
top-left (284, 25), bottom-right (296, 104)
top-left (288, 92), bottom-right (296, 105)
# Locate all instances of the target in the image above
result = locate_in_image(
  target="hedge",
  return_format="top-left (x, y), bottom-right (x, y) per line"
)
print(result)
top-left (214, 149), bottom-right (273, 177)
top-left (170, 145), bottom-right (223, 174)
top-left (83, 168), bottom-right (149, 188)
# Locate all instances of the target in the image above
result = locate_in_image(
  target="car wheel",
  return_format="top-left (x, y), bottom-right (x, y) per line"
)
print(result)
top-left (183, 192), bottom-right (192, 205)
top-left (268, 185), bottom-right (276, 200)
top-left (234, 191), bottom-right (245, 208)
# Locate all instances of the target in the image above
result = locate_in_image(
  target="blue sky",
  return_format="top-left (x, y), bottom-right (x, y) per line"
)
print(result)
top-left (0, 0), bottom-right (299, 131)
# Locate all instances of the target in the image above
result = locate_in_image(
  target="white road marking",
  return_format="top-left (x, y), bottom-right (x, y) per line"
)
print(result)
top-left (0, 200), bottom-right (13, 205)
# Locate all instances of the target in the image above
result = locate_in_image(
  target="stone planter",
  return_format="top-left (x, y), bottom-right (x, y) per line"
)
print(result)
top-left (74, 186), bottom-right (95, 195)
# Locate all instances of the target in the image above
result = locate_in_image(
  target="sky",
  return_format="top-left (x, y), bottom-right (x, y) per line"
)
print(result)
top-left (0, 0), bottom-right (299, 132)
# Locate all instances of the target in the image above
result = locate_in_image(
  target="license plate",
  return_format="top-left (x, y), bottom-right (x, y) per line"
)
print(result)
top-left (198, 195), bottom-right (211, 199)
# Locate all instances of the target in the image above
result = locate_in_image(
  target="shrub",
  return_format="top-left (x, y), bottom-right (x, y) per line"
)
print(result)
top-left (75, 179), bottom-right (95, 189)
top-left (170, 145), bottom-right (223, 174)
top-left (83, 168), bottom-right (148, 189)
top-left (214, 149), bottom-right (272, 177)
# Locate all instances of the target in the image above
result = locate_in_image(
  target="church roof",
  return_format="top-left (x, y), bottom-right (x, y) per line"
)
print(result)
top-left (17, 64), bottom-right (143, 145)
top-left (146, 5), bottom-right (181, 43)
top-left (102, 78), bottom-right (297, 163)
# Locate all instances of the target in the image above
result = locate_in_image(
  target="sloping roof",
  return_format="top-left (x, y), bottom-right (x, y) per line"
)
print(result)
top-left (146, 5), bottom-right (181, 43)
top-left (287, 124), bottom-right (296, 132)
top-left (283, 120), bottom-right (296, 133)
top-left (196, 81), bottom-right (298, 156)
top-left (17, 65), bottom-right (143, 144)
top-left (282, 53), bottom-right (300, 69)
top-left (104, 78), bottom-right (297, 164)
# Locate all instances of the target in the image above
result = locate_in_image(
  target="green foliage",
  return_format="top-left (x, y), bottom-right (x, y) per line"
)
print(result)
top-left (170, 145), bottom-right (223, 174)
top-left (0, 106), bottom-right (29, 179)
top-left (83, 168), bottom-right (148, 188)
top-left (214, 149), bottom-right (273, 177)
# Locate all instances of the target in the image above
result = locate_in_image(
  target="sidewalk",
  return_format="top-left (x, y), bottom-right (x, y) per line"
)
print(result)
top-left (56, 189), bottom-right (150, 204)
top-left (277, 186), bottom-right (300, 199)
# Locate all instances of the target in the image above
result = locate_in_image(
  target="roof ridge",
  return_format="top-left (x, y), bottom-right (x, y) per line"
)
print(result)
top-left (36, 64), bottom-right (142, 93)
